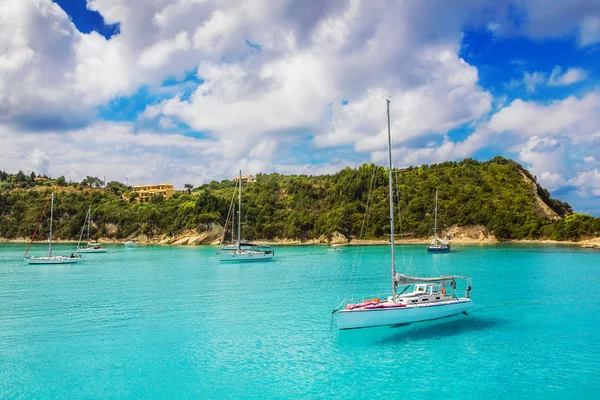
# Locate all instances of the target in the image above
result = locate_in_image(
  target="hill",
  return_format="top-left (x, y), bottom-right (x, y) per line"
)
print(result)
top-left (0, 157), bottom-right (598, 243)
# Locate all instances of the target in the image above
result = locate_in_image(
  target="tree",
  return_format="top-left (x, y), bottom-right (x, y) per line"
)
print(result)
top-left (106, 180), bottom-right (128, 196)
top-left (184, 183), bottom-right (194, 195)
top-left (149, 194), bottom-right (164, 204)
top-left (56, 176), bottom-right (66, 186)
top-left (82, 176), bottom-right (104, 188)
top-left (15, 170), bottom-right (26, 183)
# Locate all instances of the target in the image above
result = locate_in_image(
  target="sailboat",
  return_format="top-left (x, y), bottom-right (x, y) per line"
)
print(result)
top-left (334, 99), bottom-right (472, 330)
top-left (24, 193), bottom-right (81, 265)
top-left (76, 206), bottom-right (107, 253)
top-left (427, 189), bottom-right (451, 253)
top-left (217, 171), bottom-right (274, 262)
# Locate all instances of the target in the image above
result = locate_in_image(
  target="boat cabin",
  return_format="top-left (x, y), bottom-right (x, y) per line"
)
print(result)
top-left (396, 284), bottom-right (451, 305)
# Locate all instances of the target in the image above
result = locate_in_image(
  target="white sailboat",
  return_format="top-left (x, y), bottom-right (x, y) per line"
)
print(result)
top-left (76, 206), bottom-right (107, 253)
top-left (427, 189), bottom-right (451, 253)
top-left (25, 193), bottom-right (81, 265)
top-left (124, 240), bottom-right (138, 247)
top-left (218, 171), bottom-right (274, 262)
top-left (334, 99), bottom-right (472, 330)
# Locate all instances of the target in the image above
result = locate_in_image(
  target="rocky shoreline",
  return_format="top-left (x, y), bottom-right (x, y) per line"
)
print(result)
top-left (3, 235), bottom-right (599, 249)
top-left (3, 224), bottom-right (598, 248)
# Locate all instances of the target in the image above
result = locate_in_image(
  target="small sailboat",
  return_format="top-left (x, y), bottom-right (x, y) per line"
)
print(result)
top-left (76, 206), bottom-right (107, 253)
top-left (218, 171), bottom-right (274, 262)
top-left (427, 189), bottom-right (451, 253)
top-left (24, 193), bottom-right (81, 265)
top-left (124, 240), bottom-right (138, 247)
top-left (327, 244), bottom-right (342, 252)
top-left (334, 99), bottom-right (472, 330)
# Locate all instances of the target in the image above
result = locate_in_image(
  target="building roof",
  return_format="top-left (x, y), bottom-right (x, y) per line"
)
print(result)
top-left (132, 183), bottom-right (173, 188)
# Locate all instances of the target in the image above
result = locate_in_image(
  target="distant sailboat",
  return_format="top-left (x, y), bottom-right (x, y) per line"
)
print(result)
top-left (327, 244), bottom-right (342, 252)
top-left (427, 189), bottom-right (451, 253)
top-left (124, 240), bottom-right (138, 247)
top-left (334, 99), bottom-right (472, 330)
top-left (218, 171), bottom-right (274, 262)
top-left (76, 206), bottom-right (107, 253)
top-left (25, 193), bottom-right (80, 265)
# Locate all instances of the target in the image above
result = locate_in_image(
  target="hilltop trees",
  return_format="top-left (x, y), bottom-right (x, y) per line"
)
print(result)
top-left (0, 157), bottom-right (598, 242)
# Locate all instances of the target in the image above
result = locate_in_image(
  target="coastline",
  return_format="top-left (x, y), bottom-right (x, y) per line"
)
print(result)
top-left (3, 236), bottom-right (598, 248)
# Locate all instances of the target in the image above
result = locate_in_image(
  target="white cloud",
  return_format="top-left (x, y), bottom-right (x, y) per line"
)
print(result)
top-left (508, 71), bottom-right (546, 93)
top-left (548, 66), bottom-right (587, 86)
top-left (1, 0), bottom-right (600, 212)
top-left (579, 16), bottom-right (600, 46)
top-left (467, 92), bottom-right (600, 194)
top-left (138, 31), bottom-right (191, 69)
top-left (569, 169), bottom-right (600, 197)
top-left (492, 1), bottom-right (600, 48)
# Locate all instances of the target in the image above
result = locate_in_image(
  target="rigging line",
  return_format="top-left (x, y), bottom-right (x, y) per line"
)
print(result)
top-left (350, 165), bottom-right (378, 300)
top-left (389, 104), bottom-right (408, 277)
top-left (346, 162), bottom-right (378, 302)
top-left (394, 166), bottom-right (407, 275)
top-left (76, 207), bottom-right (89, 250)
top-left (350, 106), bottom-right (388, 300)
top-left (219, 183), bottom-right (238, 248)
top-left (24, 196), bottom-right (51, 257)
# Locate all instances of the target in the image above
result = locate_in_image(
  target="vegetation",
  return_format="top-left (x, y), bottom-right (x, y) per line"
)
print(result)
top-left (0, 157), bottom-right (598, 242)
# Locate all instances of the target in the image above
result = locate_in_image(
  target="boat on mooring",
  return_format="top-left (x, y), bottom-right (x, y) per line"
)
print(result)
top-left (124, 240), bottom-right (138, 247)
top-left (333, 99), bottom-right (472, 330)
top-left (427, 189), bottom-right (451, 253)
top-left (76, 206), bottom-right (107, 254)
top-left (327, 244), bottom-right (342, 252)
top-left (24, 192), bottom-right (81, 265)
top-left (217, 171), bottom-right (274, 262)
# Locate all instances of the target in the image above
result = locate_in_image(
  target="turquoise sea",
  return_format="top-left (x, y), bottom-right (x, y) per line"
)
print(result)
top-left (0, 243), bottom-right (599, 399)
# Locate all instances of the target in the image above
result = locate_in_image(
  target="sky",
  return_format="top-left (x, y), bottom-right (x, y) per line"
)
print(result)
top-left (0, 1), bottom-right (599, 215)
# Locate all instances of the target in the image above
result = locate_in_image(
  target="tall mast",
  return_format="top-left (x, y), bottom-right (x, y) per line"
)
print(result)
top-left (49, 192), bottom-right (54, 256)
top-left (386, 99), bottom-right (396, 298)
top-left (231, 206), bottom-right (235, 244)
top-left (87, 205), bottom-right (91, 242)
top-left (237, 170), bottom-right (242, 250)
top-left (434, 188), bottom-right (438, 239)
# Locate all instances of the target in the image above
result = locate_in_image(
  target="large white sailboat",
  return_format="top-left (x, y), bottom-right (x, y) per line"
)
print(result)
top-left (334, 100), bottom-right (472, 330)
top-left (218, 171), bottom-right (274, 262)
top-left (25, 193), bottom-right (81, 265)
top-left (76, 206), bottom-right (107, 253)
top-left (427, 189), bottom-right (451, 253)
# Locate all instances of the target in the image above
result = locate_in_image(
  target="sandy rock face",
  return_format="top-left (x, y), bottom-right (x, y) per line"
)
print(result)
top-left (444, 225), bottom-right (497, 243)
top-left (330, 231), bottom-right (349, 244)
top-left (172, 236), bottom-right (191, 245)
top-left (105, 224), bottom-right (118, 237)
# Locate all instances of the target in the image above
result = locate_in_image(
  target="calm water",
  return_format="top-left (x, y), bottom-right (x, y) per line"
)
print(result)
top-left (0, 243), bottom-right (599, 399)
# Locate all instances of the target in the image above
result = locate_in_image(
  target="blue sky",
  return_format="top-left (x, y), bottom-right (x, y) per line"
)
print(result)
top-left (1, 0), bottom-right (600, 215)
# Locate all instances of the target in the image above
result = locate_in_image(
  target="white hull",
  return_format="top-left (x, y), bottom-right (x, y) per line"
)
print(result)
top-left (219, 252), bottom-right (274, 262)
top-left (26, 256), bottom-right (80, 265)
top-left (124, 243), bottom-right (138, 247)
top-left (76, 248), bottom-right (107, 253)
top-left (337, 299), bottom-right (473, 330)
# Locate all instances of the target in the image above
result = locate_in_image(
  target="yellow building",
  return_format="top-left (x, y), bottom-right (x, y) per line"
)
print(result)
top-left (132, 184), bottom-right (176, 202)
top-left (233, 174), bottom-right (255, 183)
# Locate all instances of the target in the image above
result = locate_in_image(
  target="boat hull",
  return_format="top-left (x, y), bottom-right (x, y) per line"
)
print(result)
top-left (76, 248), bottom-right (107, 253)
top-left (337, 299), bottom-right (473, 330)
top-left (427, 246), bottom-right (451, 253)
top-left (219, 252), bottom-right (274, 262)
top-left (25, 257), bottom-right (80, 265)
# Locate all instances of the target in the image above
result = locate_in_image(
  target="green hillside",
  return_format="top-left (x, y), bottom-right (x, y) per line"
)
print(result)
top-left (1, 157), bottom-right (598, 242)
